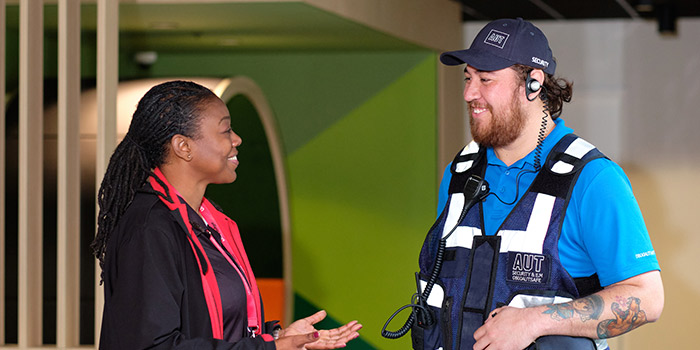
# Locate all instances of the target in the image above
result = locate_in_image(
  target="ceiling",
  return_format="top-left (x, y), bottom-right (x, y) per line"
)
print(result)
top-left (5, 2), bottom-right (424, 52)
top-left (454, 0), bottom-right (700, 21)
top-left (4, 1), bottom-right (697, 54)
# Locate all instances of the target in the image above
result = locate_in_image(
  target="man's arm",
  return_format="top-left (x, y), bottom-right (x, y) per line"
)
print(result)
top-left (472, 270), bottom-right (664, 350)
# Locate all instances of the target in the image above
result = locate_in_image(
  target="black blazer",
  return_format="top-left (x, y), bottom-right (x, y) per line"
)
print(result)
top-left (99, 188), bottom-right (275, 350)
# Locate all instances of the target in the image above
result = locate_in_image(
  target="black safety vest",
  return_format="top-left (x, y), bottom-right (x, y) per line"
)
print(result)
top-left (412, 134), bottom-right (605, 350)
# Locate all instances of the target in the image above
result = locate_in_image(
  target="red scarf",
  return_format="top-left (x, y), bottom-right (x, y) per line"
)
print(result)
top-left (149, 168), bottom-right (269, 340)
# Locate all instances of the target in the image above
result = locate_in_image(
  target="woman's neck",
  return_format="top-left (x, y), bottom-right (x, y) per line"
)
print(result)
top-left (159, 164), bottom-right (207, 214)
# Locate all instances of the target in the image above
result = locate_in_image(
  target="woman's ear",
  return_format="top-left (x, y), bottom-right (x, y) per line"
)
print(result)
top-left (170, 134), bottom-right (193, 161)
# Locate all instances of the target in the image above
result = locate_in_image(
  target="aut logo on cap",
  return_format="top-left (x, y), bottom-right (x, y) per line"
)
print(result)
top-left (484, 29), bottom-right (509, 49)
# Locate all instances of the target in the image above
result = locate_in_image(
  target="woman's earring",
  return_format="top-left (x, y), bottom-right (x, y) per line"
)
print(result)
top-left (187, 154), bottom-right (192, 160)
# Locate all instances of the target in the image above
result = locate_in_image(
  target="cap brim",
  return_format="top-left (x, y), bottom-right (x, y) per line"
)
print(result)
top-left (440, 49), bottom-right (516, 72)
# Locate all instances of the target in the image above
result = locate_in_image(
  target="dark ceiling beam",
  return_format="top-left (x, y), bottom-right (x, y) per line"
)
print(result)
top-left (529, 0), bottom-right (565, 19)
top-left (455, 0), bottom-right (699, 21)
top-left (616, 0), bottom-right (642, 18)
top-left (460, 3), bottom-right (489, 21)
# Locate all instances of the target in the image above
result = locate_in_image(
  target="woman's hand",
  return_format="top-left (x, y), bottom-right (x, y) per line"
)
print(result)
top-left (274, 331), bottom-right (321, 350)
top-left (278, 310), bottom-right (362, 349)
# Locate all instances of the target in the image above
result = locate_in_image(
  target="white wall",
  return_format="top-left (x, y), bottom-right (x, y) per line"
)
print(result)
top-left (463, 18), bottom-right (700, 349)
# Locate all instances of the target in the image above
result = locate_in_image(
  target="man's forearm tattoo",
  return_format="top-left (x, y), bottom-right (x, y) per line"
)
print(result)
top-left (596, 297), bottom-right (648, 338)
top-left (543, 294), bottom-right (604, 322)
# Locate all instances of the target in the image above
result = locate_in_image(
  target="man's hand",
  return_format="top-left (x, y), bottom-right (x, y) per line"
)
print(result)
top-left (473, 306), bottom-right (542, 350)
top-left (473, 271), bottom-right (663, 350)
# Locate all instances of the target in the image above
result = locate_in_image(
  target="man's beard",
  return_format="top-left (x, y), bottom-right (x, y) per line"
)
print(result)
top-left (469, 90), bottom-right (526, 148)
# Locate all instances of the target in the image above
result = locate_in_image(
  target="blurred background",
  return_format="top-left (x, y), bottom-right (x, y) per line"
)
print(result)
top-left (1, 1), bottom-right (698, 349)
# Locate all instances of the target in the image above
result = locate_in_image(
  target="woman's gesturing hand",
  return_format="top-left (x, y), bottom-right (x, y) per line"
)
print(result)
top-left (277, 310), bottom-right (362, 349)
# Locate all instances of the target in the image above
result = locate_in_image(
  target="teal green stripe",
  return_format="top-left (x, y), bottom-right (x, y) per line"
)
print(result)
top-left (294, 293), bottom-right (376, 350)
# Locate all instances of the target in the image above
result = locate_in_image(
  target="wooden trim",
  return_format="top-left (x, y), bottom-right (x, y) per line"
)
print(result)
top-left (18, 0), bottom-right (43, 346)
top-left (57, 0), bottom-right (81, 347)
top-left (95, 0), bottom-right (119, 345)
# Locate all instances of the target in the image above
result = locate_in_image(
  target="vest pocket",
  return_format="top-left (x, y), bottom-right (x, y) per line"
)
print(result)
top-left (411, 304), bottom-right (446, 350)
top-left (412, 276), bottom-right (449, 349)
top-left (440, 297), bottom-right (453, 350)
top-left (438, 247), bottom-right (468, 278)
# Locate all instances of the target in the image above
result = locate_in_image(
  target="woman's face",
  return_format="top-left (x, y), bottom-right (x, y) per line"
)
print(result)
top-left (188, 97), bottom-right (242, 185)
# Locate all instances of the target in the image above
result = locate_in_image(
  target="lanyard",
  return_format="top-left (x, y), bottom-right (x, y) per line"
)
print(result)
top-left (148, 168), bottom-right (262, 337)
top-left (198, 203), bottom-right (260, 335)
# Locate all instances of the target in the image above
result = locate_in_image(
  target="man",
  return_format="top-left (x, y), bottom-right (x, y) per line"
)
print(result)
top-left (412, 18), bottom-right (663, 350)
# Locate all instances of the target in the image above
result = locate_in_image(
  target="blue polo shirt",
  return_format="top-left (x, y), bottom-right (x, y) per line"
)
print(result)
top-left (437, 118), bottom-right (660, 287)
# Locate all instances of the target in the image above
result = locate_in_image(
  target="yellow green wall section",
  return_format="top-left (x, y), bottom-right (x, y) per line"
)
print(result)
top-left (287, 56), bottom-right (437, 349)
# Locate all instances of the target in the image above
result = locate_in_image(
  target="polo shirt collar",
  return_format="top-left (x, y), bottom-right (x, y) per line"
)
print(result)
top-left (485, 117), bottom-right (573, 169)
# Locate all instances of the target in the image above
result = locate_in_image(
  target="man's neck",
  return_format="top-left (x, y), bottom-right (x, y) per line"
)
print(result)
top-left (494, 115), bottom-right (555, 167)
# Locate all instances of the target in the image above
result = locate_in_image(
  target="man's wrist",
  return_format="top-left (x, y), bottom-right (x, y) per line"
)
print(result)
top-left (526, 305), bottom-right (554, 339)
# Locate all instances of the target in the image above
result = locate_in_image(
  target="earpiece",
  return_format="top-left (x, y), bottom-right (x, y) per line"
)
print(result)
top-left (526, 71), bottom-right (541, 101)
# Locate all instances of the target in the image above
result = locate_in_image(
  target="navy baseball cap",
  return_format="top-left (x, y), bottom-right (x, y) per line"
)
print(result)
top-left (440, 18), bottom-right (556, 75)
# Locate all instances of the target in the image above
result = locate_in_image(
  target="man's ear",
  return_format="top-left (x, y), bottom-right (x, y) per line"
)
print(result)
top-left (524, 68), bottom-right (546, 102)
top-left (170, 134), bottom-right (193, 161)
top-left (529, 68), bottom-right (545, 85)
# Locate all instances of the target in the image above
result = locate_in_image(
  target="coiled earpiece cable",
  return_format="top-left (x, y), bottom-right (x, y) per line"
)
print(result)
top-left (381, 175), bottom-right (488, 339)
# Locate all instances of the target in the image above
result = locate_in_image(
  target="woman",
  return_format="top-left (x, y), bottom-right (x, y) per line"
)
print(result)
top-left (92, 80), bottom-right (361, 349)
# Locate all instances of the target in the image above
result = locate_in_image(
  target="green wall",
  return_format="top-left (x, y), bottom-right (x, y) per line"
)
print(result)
top-left (285, 55), bottom-right (437, 349)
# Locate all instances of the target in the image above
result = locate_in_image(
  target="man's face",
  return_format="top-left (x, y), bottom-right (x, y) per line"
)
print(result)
top-left (463, 65), bottom-right (526, 148)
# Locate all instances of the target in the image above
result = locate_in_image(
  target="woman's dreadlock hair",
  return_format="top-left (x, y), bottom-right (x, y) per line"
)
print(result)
top-left (91, 80), bottom-right (218, 278)
top-left (511, 63), bottom-right (573, 119)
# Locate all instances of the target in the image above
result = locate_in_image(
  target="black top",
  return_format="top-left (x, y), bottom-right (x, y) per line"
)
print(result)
top-left (99, 187), bottom-right (275, 350)
top-left (187, 203), bottom-right (248, 343)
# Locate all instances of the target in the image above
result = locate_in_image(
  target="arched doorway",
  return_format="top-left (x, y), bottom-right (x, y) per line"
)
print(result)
top-left (209, 77), bottom-right (291, 325)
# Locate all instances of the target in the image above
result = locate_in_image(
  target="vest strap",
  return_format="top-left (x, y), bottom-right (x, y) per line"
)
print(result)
top-left (458, 236), bottom-right (500, 349)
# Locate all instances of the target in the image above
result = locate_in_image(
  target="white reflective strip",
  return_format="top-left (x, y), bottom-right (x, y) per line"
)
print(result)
top-left (595, 339), bottom-right (609, 350)
top-left (460, 141), bottom-right (479, 155)
top-left (442, 193), bottom-right (464, 238)
top-left (445, 226), bottom-right (481, 248)
top-left (455, 160), bottom-right (473, 173)
top-left (455, 142), bottom-right (479, 172)
top-left (551, 161), bottom-right (574, 174)
top-left (500, 194), bottom-right (555, 254)
top-left (551, 138), bottom-right (595, 174)
top-left (419, 280), bottom-right (445, 308)
top-left (498, 230), bottom-right (523, 253)
top-left (508, 294), bottom-right (573, 308)
top-left (565, 138), bottom-right (595, 158)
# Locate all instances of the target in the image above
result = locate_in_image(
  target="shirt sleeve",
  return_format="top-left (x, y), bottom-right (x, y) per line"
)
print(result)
top-left (560, 159), bottom-right (660, 287)
top-left (437, 163), bottom-right (452, 218)
top-left (101, 223), bottom-right (275, 350)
